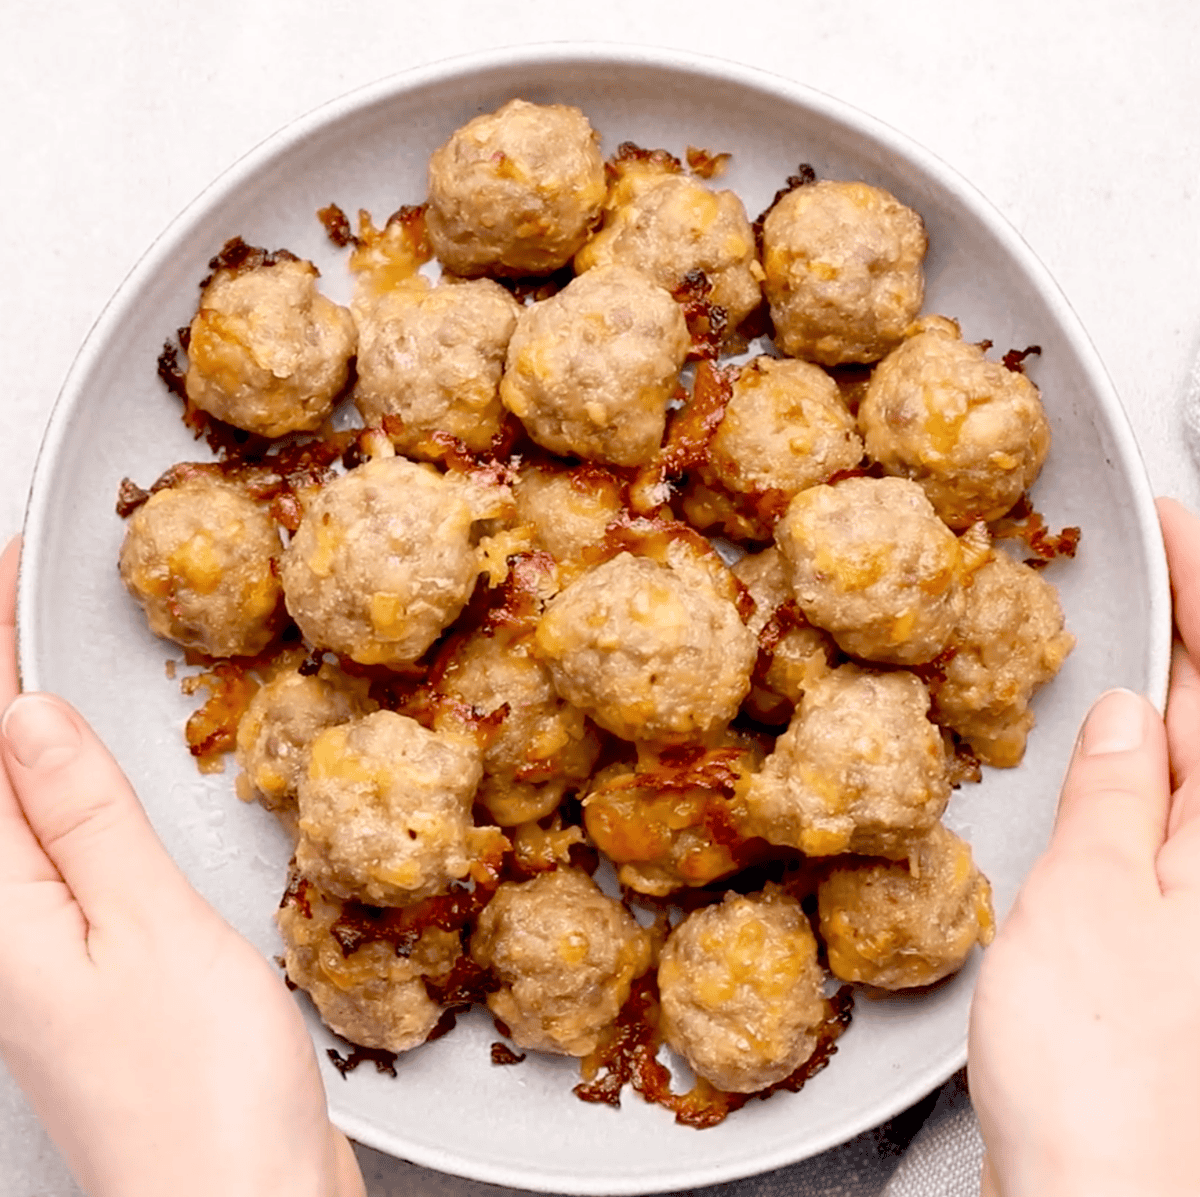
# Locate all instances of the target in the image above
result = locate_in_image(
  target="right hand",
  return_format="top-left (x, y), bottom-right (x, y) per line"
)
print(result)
top-left (967, 498), bottom-right (1200, 1196)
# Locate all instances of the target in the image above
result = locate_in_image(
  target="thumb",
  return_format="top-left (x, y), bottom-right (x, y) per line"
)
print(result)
top-left (979, 1151), bottom-right (1000, 1197)
top-left (0, 692), bottom-right (206, 931)
top-left (1048, 688), bottom-right (1170, 895)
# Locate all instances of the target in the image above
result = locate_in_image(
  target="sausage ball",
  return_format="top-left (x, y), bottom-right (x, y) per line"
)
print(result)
top-left (817, 822), bottom-right (995, 990)
top-left (185, 256), bottom-right (357, 437)
top-left (732, 546), bottom-right (837, 724)
top-left (534, 551), bottom-right (757, 745)
top-left (690, 356), bottom-right (863, 540)
top-left (434, 625), bottom-right (602, 827)
top-left (761, 180), bottom-right (926, 365)
top-left (512, 459), bottom-right (625, 565)
top-left (295, 709), bottom-right (488, 905)
top-left (280, 456), bottom-right (479, 667)
top-left (235, 664), bottom-right (373, 814)
top-left (582, 747), bottom-right (760, 896)
top-left (774, 476), bottom-right (966, 665)
top-left (425, 99), bottom-right (606, 277)
top-left (278, 878), bottom-right (460, 1053)
top-left (119, 472), bottom-right (284, 658)
top-left (499, 265), bottom-right (690, 467)
top-left (858, 317), bottom-right (1051, 527)
top-left (746, 665), bottom-right (951, 859)
top-left (353, 278), bottom-right (521, 455)
top-left (930, 547), bottom-right (1075, 767)
top-left (658, 887), bottom-right (828, 1093)
top-left (575, 173), bottom-right (762, 327)
top-left (470, 867), bottom-right (652, 1056)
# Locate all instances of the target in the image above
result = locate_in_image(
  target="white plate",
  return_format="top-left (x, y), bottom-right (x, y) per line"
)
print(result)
top-left (18, 42), bottom-right (1172, 1196)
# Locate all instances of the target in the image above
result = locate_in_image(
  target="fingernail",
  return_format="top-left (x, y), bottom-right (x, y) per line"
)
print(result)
top-left (1080, 688), bottom-right (1146, 756)
top-left (1, 694), bottom-right (83, 770)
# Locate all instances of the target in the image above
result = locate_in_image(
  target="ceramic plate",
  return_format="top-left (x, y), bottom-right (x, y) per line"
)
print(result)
top-left (18, 43), bottom-right (1171, 1195)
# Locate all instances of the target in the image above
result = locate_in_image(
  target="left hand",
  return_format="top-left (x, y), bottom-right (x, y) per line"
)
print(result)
top-left (0, 535), bottom-right (366, 1197)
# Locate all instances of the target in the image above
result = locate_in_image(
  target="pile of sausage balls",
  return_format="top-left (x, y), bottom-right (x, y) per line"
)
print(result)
top-left (118, 97), bottom-right (1074, 1109)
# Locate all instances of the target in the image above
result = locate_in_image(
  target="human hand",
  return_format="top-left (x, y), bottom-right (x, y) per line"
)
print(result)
top-left (967, 497), bottom-right (1200, 1197)
top-left (0, 537), bottom-right (365, 1197)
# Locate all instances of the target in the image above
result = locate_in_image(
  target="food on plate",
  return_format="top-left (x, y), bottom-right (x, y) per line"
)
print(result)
top-left (685, 355), bottom-right (864, 540)
top-left (469, 867), bottom-right (653, 1056)
top-left (858, 316), bottom-right (1051, 528)
top-left (575, 163), bottom-right (762, 326)
top-left (184, 243), bottom-right (357, 437)
top-left (499, 264), bottom-right (690, 466)
top-left (511, 459), bottom-right (627, 564)
top-left (817, 822), bottom-right (996, 990)
top-left (658, 886), bottom-right (828, 1092)
top-left (278, 876), bottom-right (462, 1053)
top-left (234, 664), bottom-right (374, 816)
top-left (929, 546), bottom-right (1076, 767)
top-left (118, 95), bottom-right (1081, 1126)
top-left (352, 277), bottom-right (521, 456)
top-left (582, 744), bottom-right (763, 896)
top-left (118, 470), bottom-right (285, 659)
top-left (294, 708), bottom-right (500, 906)
top-left (431, 623), bottom-right (603, 827)
top-left (534, 550), bottom-right (757, 744)
top-left (773, 475), bottom-right (970, 665)
top-left (425, 98), bottom-right (606, 277)
top-left (279, 455), bottom-right (480, 667)
top-left (730, 545), bottom-right (836, 724)
top-left (760, 179), bottom-right (927, 365)
top-left (746, 665), bottom-right (951, 859)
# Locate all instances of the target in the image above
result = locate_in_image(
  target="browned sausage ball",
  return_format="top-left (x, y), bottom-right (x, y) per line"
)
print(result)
top-left (746, 665), bottom-right (951, 859)
top-left (353, 278), bottom-right (521, 455)
top-left (434, 625), bottom-right (602, 827)
top-left (581, 748), bottom-right (762, 897)
top-left (469, 867), bottom-right (652, 1056)
top-left (929, 547), bottom-right (1075, 766)
top-left (512, 459), bottom-right (626, 565)
top-left (658, 887), bottom-right (828, 1093)
top-left (761, 180), bottom-right (926, 365)
top-left (279, 456), bottom-right (480, 667)
top-left (119, 472), bottom-right (284, 658)
top-left (817, 822), bottom-right (995, 990)
top-left (731, 545), bottom-right (837, 724)
top-left (185, 257), bottom-right (357, 437)
top-left (295, 709), bottom-right (490, 905)
top-left (234, 664), bottom-right (373, 815)
top-left (425, 99), bottom-right (606, 277)
top-left (858, 317), bottom-right (1051, 527)
top-left (686, 356), bottom-right (864, 541)
top-left (499, 265), bottom-right (690, 467)
top-left (534, 550), bottom-right (757, 744)
top-left (278, 879), bottom-right (461, 1053)
top-left (575, 172), bottom-right (762, 326)
top-left (774, 476), bottom-right (967, 665)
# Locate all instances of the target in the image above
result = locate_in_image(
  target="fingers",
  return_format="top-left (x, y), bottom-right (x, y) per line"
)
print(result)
top-left (1159, 498), bottom-right (1200, 662)
top-left (1166, 642), bottom-right (1200, 790)
top-left (332, 1132), bottom-right (367, 1197)
top-left (979, 1152), bottom-right (1000, 1197)
top-left (0, 692), bottom-right (201, 929)
top-left (1050, 689), bottom-right (1170, 895)
top-left (1, 535), bottom-right (19, 706)
top-left (0, 535), bottom-right (60, 889)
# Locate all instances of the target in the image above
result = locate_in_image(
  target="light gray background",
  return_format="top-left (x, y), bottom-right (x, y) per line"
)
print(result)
top-left (2, 2), bottom-right (1199, 1194)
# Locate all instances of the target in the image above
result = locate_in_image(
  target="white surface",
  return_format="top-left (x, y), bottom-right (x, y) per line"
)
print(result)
top-left (2, 3), bottom-right (1199, 1195)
